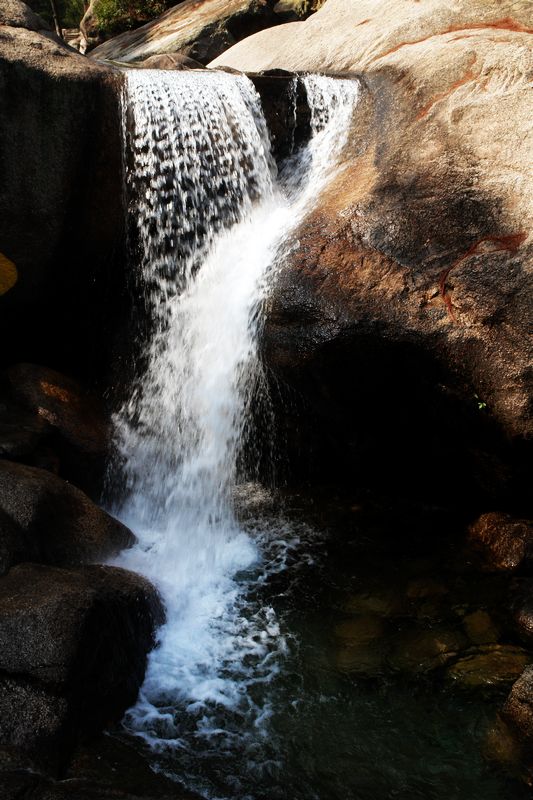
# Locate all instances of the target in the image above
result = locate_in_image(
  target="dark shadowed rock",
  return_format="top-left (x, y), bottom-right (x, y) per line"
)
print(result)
top-left (0, 12), bottom-right (125, 380)
top-left (0, 461), bottom-right (134, 572)
top-left (0, 563), bottom-right (164, 766)
top-left (508, 579), bottom-right (533, 645)
top-left (4, 363), bottom-right (109, 494)
top-left (0, 508), bottom-right (34, 576)
top-left (503, 666), bottom-right (533, 746)
top-left (446, 645), bottom-right (529, 690)
top-left (466, 512), bottom-right (533, 573)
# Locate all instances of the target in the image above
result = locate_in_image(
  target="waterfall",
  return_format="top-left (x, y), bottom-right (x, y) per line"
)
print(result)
top-left (111, 69), bottom-right (358, 793)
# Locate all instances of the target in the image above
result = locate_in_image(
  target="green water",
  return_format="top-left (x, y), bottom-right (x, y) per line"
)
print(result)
top-left (130, 491), bottom-right (531, 800)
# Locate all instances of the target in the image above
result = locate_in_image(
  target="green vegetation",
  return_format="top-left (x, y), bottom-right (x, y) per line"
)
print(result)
top-left (26, 0), bottom-right (85, 29)
top-left (94, 0), bottom-right (174, 34)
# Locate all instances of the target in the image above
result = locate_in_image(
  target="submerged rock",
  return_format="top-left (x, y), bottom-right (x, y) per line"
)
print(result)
top-left (446, 645), bottom-right (529, 690)
top-left (466, 512), bottom-right (533, 573)
top-left (462, 610), bottom-right (500, 645)
top-left (484, 714), bottom-right (523, 766)
top-left (0, 460), bottom-right (134, 573)
top-left (0, 563), bottom-right (164, 766)
top-left (389, 625), bottom-right (468, 674)
top-left (334, 614), bottom-right (385, 645)
top-left (342, 587), bottom-right (406, 617)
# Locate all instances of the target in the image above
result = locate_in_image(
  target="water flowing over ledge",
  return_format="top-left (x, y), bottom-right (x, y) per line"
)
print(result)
top-left (109, 69), bottom-right (359, 796)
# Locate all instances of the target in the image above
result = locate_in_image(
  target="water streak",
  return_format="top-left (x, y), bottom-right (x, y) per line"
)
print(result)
top-left (111, 69), bottom-right (359, 792)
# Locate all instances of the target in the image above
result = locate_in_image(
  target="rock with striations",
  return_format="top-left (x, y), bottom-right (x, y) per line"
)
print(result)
top-left (0, 460), bottom-right (134, 574)
top-left (210, 0), bottom-right (533, 503)
top-left (0, 563), bottom-right (164, 767)
top-left (89, 0), bottom-right (282, 64)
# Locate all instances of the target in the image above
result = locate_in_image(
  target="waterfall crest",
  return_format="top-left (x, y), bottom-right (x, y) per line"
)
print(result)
top-left (111, 69), bottom-right (359, 793)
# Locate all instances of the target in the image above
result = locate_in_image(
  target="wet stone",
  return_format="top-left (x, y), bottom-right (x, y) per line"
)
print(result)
top-left (463, 610), bottom-right (500, 645)
top-left (334, 615), bottom-right (386, 645)
top-left (406, 577), bottom-right (449, 599)
top-left (446, 645), bottom-right (529, 690)
top-left (342, 588), bottom-right (405, 618)
top-left (389, 626), bottom-right (468, 674)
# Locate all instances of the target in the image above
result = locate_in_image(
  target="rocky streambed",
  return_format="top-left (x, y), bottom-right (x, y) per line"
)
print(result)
top-left (0, 0), bottom-right (531, 797)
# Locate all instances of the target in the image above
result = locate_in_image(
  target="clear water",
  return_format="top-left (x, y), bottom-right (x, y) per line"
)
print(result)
top-left (109, 70), bottom-right (529, 800)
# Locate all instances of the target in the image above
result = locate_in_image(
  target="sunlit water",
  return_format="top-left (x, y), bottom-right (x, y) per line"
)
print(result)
top-left (110, 69), bottom-right (358, 792)
top-left (108, 70), bottom-right (528, 800)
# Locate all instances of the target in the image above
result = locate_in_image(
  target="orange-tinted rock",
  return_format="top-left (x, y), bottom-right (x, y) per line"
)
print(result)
top-left (5, 363), bottom-right (109, 495)
top-left (466, 512), bottom-right (533, 573)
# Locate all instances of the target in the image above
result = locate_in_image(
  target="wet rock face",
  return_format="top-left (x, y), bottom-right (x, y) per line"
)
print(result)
top-left (0, 460), bottom-right (134, 574)
top-left (0, 563), bottom-right (164, 767)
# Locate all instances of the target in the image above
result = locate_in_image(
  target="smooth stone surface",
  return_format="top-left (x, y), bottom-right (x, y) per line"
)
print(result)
top-left (463, 610), bottom-right (500, 645)
top-left (446, 645), bottom-right (529, 689)
top-left (0, 563), bottom-right (164, 764)
top-left (334, 614), bottom-right (385, 644)
top-left (342, 588), bottom-right (405, 617)
top-left (406, 577), bottom-right (449, 599)
top-left (89, 0), bottom-right (281, 64)
top-left (389, 626), bottom-right (468, 674)
top-left (0, 460), bottom-right (134, 572)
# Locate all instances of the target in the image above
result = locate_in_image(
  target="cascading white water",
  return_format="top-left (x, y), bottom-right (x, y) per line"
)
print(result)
top-left (111, 69), bottom-right (358, 792)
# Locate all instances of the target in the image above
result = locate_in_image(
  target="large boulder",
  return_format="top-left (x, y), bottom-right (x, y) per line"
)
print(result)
top-left (0, 8), bottom-right (125, 378)
top-left (89, 0), bottom-right (282, 64)
top-left (211, 0), bottom-right (532, 506)
top-left (0, 563), bottom-right (164, 767)
top-left (0, 460), bottom-right (134, 574)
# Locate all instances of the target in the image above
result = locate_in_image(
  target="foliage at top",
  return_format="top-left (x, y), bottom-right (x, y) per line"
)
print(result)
top-left (94, 0), bottom-right (176, 34)
top-left (26, 0), bottom-right (85, 29)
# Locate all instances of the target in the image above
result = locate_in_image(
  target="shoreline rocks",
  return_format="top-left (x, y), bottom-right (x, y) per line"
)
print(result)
top-left (0, 460), bottom-right (134, 574)
top-left (0, 563), bottom-right (164, 768)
